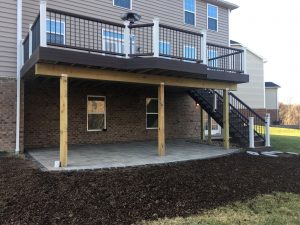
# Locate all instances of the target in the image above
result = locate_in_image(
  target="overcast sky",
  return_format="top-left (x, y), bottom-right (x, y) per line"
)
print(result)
top-left (229, 0), bottom-right (300, 104)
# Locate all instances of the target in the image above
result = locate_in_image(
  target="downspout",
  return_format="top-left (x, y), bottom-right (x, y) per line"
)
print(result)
top-left (16, 0), bottom-right (23, 154)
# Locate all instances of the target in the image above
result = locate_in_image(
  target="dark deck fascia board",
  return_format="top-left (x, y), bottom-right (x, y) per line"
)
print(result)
top-left (21, 47), bottom-right (249, 84)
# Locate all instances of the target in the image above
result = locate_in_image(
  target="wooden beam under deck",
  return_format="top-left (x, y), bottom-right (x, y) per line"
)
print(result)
top-left (60, 75), bottom-right (68, 167)
top-left (158, 83), bottom-right (165, 156)
top-left (35, 64), bottom-right (238, 90)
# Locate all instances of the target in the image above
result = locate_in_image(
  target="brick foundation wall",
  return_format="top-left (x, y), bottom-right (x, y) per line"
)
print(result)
top-left (253, 108), bottom-right (279, 124)
top-left (24, 79), bottom-right (201, 149)
top-left (0, 78), bottom-right (17, 152)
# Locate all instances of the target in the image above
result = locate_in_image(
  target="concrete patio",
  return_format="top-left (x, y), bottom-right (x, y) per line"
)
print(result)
top-left (26, 139), bottom-right (239, 171)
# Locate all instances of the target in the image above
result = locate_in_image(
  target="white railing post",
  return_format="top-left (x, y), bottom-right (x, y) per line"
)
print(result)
top-left (249, 117), bottom-right (255, 148)
top-left (213, 92), bottom-right (217, 111)
top-left (242, 47), bottom-right (247, 73)
top-left (153, 18), bottom-right (160, 57)
top-left (123, 21), bottom-right (131, 58)
top-left (40, 0), bottom-right (47, 47)
top-left (265, 113), bottom-right (271, 147)
top-left (29, 24), bottom-right (33, 57)
top-left (200, 29), bottom-right (207, 64)
top-left (21, 39), bottom-right (24, 66)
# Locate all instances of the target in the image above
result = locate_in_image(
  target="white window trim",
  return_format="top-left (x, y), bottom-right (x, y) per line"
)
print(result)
top-left (146, 98), bottom-right (158, 130)
top-left (87, 95), bottom-right (107, 132)
top-left (207, 4), bottom-right (218, 32)
top-left (102, 29), bottom-right (135, 54)
top-left (183, 0), bottom-right (196, 26)
top-left (46, 18), bottom-right (66, 44)
top-left (159, 40), bottom-right (171, 55)
top-left (183, 45), bottom-right (197, 61)
top-left (113, 0), bottom-right (132, 10)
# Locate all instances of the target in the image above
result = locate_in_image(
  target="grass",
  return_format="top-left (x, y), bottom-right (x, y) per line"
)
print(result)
top-left (137, 192), bottom-right (300, 225)
top-left (270, 127), bottom-right (300, 153)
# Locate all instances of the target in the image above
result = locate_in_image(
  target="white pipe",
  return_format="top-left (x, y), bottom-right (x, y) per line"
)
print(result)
top-left (16, 0), bottom-right (23, 154)
top-left (249, 117), bottom-right (255, 148)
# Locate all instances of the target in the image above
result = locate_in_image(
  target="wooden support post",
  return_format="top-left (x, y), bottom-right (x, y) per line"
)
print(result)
top-left (60, 75), bottom-right (68, 167)
top-left (223, 88), bottom-right (230, 149)
top-left (208, 115), bottom-right (212, 144)
top-left (200, 108), bottom-right (205, 141)
top-left (158, 83), bottom-right (165, 156)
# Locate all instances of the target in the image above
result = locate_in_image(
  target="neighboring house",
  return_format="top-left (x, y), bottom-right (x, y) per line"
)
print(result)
top-left (0, 0), bottom-right (266, 166)
top-left (265, 82), bottom-right (281, 123)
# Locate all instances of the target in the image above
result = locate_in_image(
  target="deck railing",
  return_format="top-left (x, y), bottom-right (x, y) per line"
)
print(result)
top-left (22, 1), bottom-right (244, 74)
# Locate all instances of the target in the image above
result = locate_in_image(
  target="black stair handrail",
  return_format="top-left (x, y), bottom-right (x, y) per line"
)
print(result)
top-left (228, 92), bottom-right (266, 140)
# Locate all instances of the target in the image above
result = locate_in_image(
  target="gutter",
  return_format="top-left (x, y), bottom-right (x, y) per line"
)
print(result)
top-left (16, 0), bottom-right (22, 154)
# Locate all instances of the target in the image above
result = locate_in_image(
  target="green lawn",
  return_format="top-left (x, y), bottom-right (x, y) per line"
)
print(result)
top-left (270, 127), bottom-right (300, 153)
top-left (137, 192), bottom-right (300, 225)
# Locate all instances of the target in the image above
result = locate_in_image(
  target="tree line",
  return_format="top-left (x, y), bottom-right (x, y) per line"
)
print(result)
top-left (279, 103), bottom-right (300, 125)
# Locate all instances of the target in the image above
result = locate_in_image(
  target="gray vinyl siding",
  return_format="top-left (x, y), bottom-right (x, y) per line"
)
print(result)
top-left (22, 0), bottom-right (229, 45)
top-left (265, 88), bottom-right (278, 110)
top-left (233, 49), bottom-right (265, 109)
top-left (0, 1), bottom-right (17, 78)
top-left (0, 0), bottom-right (230, 79)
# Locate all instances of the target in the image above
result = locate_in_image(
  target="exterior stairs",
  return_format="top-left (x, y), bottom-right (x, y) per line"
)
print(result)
top-left (189, 89), bottom-right (266, 147)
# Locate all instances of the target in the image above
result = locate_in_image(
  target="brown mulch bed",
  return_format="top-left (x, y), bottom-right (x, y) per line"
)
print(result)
top-left (0, 152), bottom-right (299, 225)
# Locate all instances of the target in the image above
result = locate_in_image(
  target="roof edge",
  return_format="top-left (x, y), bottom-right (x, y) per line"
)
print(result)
top-left (206, 0), bottom-right (239, 10)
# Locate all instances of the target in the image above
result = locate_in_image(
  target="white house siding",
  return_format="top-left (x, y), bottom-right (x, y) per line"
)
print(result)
top-left (233, 49), bottom-right (265, 109)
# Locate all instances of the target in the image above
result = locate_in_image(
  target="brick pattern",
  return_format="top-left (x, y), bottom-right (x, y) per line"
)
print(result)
top-left (0, 78), bottom-right (16, 152)
top-left (253, 108), bottom-right (279, 124)
top-left (24, 79), bottom-right (201, 149)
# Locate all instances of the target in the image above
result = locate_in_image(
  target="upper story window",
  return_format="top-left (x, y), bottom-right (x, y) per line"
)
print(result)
top-left (46, 19), bottom-right (65, 45)
top-left (159, 41), bottom-right (171, 55)
top-left (102, 30), bottom-right (125, 54)
top-left (113, 0), bottom-right (131, 9)
top-left (184, 46), bottom-right (196, 61)
top-left (208, 50), bottom-right (218, 67)
top-left (184, 0), bottom-right (196, 25)
top-left (207, 4), bottom-right (218, 31)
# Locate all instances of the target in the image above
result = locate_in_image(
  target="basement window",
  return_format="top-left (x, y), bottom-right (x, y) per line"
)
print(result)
top-left (146, 98), bottom-right (158, 129)
top-left (46, 19), bottom-right (65, 45)
top-left (113, 0), bottom-right (132, 9)
top-left (87, 96), bottom-right (106, 131)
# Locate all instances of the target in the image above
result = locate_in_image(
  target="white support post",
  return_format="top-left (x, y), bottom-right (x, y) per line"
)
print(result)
top-left (21, 39), bottom-right (24, 66)
top-left (153, 18), bottom-right (160, 57)
top-left (265, 113), bottom-right (271, 147)
top-left (213, 92), bottom-right (217, 111)
top-left (249, 117), bottom-right (255, 148)
top-left (40, 0), bottom-right (47, 47)
top-left (124, 21), bottom-right (131, 58)
top-left (242, 47), bottom-right (247, 74)
top-left (29, 24), bottom-right (33, 57)
top-left (200, 29), bottom-right (207, 64)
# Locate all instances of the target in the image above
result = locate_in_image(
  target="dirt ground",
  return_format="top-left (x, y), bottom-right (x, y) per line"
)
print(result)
top-left (0, 152), bottom-right (299, 225)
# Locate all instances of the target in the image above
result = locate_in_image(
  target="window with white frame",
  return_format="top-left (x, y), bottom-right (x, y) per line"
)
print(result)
top-left (207, 4), bottom-right (218, 31)
top-left (208, 50), bottom-right (218, 67)
top-left (159, 41), bottom-right (171, 55)
top-left (46, 19), bottom-right (65, 45)
top-left (113, 0), bottom-right (131, 9)
top-left (184, 46), bottom-right (196, 60)
top-left (184, 0), bottom-right (195, 25)
top-left (102, 30), bottom-right (124, 54)
top-left (146, 98), bottom-right (158, 129)
top-left (87, 96), bottom-right (106, 131)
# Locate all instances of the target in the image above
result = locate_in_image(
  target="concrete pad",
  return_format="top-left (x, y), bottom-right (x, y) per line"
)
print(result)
top-left (26, 139), bottom-right (239, 171)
